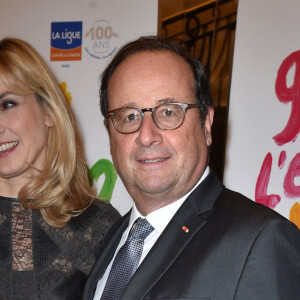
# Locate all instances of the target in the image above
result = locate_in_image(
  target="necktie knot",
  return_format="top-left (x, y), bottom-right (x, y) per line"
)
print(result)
top-left (127, 218), bottom-right (154, 241)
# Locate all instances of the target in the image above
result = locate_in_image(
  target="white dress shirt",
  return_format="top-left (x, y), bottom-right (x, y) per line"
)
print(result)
top-left (93, 168), bottom-right (210, 300)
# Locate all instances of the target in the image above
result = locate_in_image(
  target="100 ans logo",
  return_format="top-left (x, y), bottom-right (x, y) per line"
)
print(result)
top-left (85, 20), bottom-right (118, 59)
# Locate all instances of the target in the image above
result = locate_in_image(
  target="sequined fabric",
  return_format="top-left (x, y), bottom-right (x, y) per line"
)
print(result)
top-left (0, 196), bottom-right (120, 300)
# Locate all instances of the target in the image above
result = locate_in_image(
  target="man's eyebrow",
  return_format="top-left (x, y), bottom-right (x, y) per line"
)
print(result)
top-left (157, 97), bottom-right (176, 104)
top-left (124, 102), bottom-right (138, 107)
top-left (121, 98), bottom-right (176, 108)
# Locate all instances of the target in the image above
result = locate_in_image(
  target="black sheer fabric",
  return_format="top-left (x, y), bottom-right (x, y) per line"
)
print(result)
top-left (0, 196), bottom-right (120, 300)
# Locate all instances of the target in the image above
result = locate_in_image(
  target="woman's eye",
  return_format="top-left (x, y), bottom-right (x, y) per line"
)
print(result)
top-left (0, 100), bottom-right (17, 110)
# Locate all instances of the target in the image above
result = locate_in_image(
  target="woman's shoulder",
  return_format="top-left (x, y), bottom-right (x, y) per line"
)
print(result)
top-left (30, 200), bottom-right (121, 298)
top-left (68, 198), bottom-right (121, 232)
top-left (33, 198), bottom-right (121, 252)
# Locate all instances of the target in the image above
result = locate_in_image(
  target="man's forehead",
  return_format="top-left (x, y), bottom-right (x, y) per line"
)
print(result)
top-left (107, 50), bottom-right (195, 108)
top-left (114, 50), bottom-right (190, 74)
top-left (109, 51), bottom-right (192, 89)
top-left (111, 97), bottom-right (181, 109)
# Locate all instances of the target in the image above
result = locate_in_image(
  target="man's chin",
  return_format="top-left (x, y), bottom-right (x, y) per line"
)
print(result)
top-left (135, 179), bottom-right (175, 197)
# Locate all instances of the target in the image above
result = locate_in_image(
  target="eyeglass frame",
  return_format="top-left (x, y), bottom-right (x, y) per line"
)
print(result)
top-left (105, 102), bottom-right (204, 134)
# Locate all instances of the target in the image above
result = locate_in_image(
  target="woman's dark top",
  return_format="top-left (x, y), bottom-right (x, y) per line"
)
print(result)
top-left (0, 196), bottom-right (120, 300)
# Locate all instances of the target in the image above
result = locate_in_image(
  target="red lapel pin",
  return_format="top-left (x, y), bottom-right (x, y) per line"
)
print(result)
top-left (182, 226), bottom-right (189, 233)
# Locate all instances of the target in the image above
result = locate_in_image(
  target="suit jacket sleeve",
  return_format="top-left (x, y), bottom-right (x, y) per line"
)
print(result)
top-left (234, 218), bottom-right (300, 299)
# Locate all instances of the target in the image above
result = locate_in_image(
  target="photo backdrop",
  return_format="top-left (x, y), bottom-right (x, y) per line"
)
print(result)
top-left (224, 0), bottom-right (300, 229)
top-left (0, 0), bottom-right (158, 215)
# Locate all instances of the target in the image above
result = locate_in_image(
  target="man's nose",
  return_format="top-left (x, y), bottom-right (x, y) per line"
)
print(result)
top-left (136, 113), bottom-right (163, 147)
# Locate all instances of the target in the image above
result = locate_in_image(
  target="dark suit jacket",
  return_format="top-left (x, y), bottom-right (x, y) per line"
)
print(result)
top-left (83, 172), bottom-right (300, 300)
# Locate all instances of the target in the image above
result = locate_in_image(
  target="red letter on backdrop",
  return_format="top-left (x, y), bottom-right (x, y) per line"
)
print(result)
top-left (284, 153), bottom-right (300, 198)
top-left (255, 153), bottom-right (281, 208)
top-left (274, 50), bottom-right (300, 145)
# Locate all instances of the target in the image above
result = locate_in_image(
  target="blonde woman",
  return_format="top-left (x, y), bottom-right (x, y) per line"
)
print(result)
top-left (0, 37), bottom-right (120, 300)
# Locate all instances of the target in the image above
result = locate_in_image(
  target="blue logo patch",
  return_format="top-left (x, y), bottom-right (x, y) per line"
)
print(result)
top-left (51, 21), bottom-right (82, 61)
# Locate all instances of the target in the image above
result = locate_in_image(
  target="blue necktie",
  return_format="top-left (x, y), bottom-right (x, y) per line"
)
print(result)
top-left (100, 218), bottom-right (154, 300)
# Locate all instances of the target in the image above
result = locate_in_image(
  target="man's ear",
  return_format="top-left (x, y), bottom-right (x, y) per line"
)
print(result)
top-left (204, 107), bottom-right (214, 147)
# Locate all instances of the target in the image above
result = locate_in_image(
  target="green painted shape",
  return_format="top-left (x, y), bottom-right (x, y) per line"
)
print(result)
top-left (88, 159), bottom-right (117, 203)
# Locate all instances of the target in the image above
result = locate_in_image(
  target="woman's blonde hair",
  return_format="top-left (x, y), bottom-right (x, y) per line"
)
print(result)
top-left (0, 37), bottom-right (96, 228)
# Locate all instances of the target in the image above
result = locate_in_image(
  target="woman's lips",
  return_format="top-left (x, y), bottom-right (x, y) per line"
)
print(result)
top-left (0, 141), bottom-right (19, 156)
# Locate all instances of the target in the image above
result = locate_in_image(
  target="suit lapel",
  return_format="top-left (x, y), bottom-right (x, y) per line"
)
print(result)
top-left (121, 172), bottom-right (224, 300)
top-left (83, 212), bottom-right (131, 300)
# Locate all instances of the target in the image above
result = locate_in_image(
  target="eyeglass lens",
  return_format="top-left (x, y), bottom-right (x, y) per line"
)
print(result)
top-left (113, 107), bottom-right (142, 132)
top-left (155, 104), bottom-right (184, 129)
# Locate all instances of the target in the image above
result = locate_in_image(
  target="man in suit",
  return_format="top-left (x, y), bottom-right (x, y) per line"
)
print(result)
top-left (84, 36), bottom-right (300, 300)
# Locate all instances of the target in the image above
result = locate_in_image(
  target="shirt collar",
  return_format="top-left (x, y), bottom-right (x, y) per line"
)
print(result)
top-left (128, 167), bottom-right (210, 236)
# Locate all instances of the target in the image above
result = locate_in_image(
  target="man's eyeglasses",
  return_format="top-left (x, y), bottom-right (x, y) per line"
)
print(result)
top-left (106, 102), bottom-right (203, 134)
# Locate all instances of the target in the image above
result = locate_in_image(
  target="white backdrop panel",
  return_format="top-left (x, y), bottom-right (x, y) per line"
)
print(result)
top-left (224, 0), bottom-right (300, 226)
top-left (0, 0), bottom-right (158, 215)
